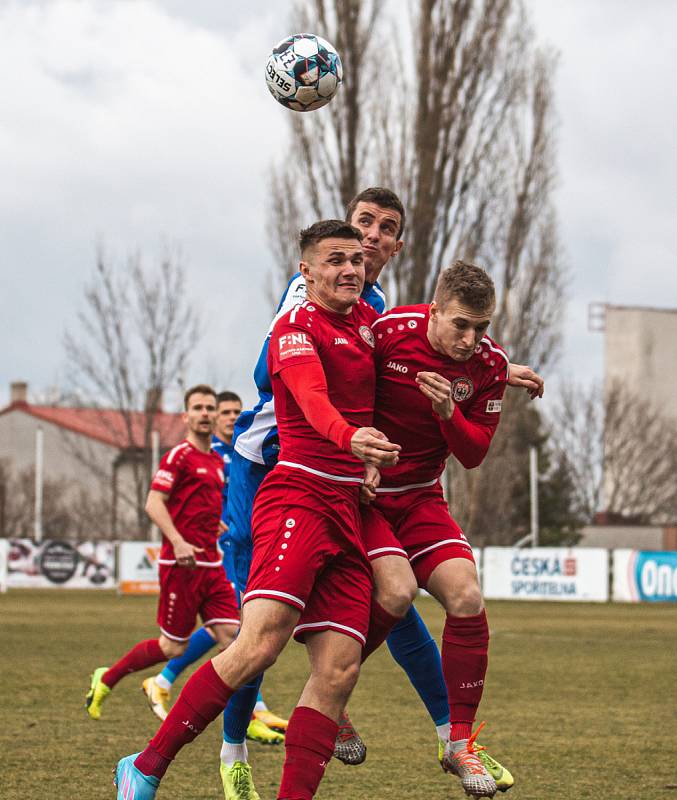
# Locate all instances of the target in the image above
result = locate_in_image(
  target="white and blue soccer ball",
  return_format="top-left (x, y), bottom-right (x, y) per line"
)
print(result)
top-left (265, 33), bottom-right (343, 112)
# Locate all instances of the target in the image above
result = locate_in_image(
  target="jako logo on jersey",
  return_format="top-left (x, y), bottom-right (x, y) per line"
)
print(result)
top-left (359, 325), bottom-right (375, 348)
top-left (279, 332), bottom-right (314, 360)
top-left (486, 399), bottom-right (502, 413)
top-left (196, 467), bottom-right (207, 474)
top-left (386, 360), bottom-right (408, 374)
top-left (450, 376), bottom-right (474, 402)
top-left (334, 337), bottom-right (349, 345)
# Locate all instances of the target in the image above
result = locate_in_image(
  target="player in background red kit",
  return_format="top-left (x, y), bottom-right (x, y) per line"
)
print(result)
top-left (361, 261), bottom-right (512, 798)
top-left (85, 385), bottom-right (240, 721)
top-left (113, 220), bottom-right (401, 800)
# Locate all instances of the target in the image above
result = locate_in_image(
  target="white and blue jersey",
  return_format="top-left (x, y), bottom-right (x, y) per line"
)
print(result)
top-left (233, 272), bottom-right (386, 467)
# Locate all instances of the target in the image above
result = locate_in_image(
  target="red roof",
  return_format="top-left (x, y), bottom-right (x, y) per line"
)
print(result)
top-left (0, 401), bottom-right (185, 450)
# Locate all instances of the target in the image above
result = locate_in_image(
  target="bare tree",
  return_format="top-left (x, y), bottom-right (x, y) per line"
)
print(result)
top-left (551, 380), bottom-right (677, 525)
top-left (267, 0), bottom-right (564, 542)
top-left (64, 247), bottom-right (199, 535)
top-left (270, 1), bottom-right (564, 371)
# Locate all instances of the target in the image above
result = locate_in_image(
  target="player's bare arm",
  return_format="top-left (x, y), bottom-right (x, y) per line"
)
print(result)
top-left (507, 362), bottom-right (544, 399)
top-left (350, 426), bottom-right (401, 467)
top-left (415, 371), bottom-right (455, 420)
top-left (145, 489), bottom-right (204, 566)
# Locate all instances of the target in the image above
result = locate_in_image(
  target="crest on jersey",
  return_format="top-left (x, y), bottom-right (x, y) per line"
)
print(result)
top-left (450, 376), bottom-right (474, 402)
top-left (359, 325), bottom-right (375, 348)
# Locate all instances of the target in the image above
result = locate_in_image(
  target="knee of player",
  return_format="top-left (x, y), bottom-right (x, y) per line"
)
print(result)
top-left (451, 584), bottom-right (483, 617)
top-left (249, 640), bottom-right (280, 673)
top-left (159, 636), bottom-right (187, 659)
top-left (375, 571), bottom-right (417, 616)
top-left (318, 659), bottom-right (361, 696)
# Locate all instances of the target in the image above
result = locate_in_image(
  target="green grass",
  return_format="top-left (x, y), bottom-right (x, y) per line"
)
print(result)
top-left (1, 591), bottom-right (676, 799)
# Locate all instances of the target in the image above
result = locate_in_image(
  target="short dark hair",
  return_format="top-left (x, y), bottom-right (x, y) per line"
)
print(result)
top-left (184, 384), bottom-right (216, 410)
top-left (216, 390), bottom-right (241, 405)
top-left (299, 219), bottom-right (363, 256)
top-left (434, 260), bottom-right (495, 312)
top-left (345, 187), bottom-right (406, 238)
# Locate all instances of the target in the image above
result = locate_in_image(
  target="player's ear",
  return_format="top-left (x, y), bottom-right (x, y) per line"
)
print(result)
top-left (392, 238), bottom-right (404, 257)
top-left (300, 260), bottom-right (312, 282)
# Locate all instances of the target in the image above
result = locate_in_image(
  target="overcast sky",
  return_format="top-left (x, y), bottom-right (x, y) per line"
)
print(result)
top-left (1, 0), bottom-right (676, 409)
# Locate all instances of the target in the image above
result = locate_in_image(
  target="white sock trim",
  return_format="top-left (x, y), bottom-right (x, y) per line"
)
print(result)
top-left (220, 740), bottom-right (248, 767)
top-left (154, 674), bottom-right (172, 691)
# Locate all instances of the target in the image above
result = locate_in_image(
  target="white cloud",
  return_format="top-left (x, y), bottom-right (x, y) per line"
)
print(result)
top-left (0, 0), bottom-right (287, 407)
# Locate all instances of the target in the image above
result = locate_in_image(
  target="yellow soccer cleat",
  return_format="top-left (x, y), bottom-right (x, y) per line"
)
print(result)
top-left (437, 735), bottom-right (514, 793)
top-left (476, 747), bottom-right (514, 793)
top-left (246, 717), bottom-right (284, 745)
top-left (85, 667), bottom-right (111, 720)
top-left (220, 760), bottom-right (261, 800)
top-left (142, 676), bottom-right (171, 721)
top-left (253, 708), bottom-right (288, 733)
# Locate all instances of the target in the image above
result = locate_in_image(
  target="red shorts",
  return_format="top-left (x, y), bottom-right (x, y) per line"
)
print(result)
top-left (364, 482), bottom-right (474, 586)
top-left (157, 564), bottom-right (240, 641)
top-left (244, 466), bottom-right (373, 646)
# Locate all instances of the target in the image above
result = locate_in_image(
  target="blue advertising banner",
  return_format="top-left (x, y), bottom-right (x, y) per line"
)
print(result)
top-left (613, 549), bottom-right (677, 602)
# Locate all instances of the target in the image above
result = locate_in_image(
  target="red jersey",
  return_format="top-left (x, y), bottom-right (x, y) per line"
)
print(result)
top-left (268, 298), bottom-right (379, 482)
top-left (151, 439), bottom-right (225, 566)
top-left (372, 304), bottom-right (508, 487)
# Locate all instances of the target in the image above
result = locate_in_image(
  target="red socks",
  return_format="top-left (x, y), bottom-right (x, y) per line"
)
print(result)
top-left (277, 706), bottom-right (337, 800)
top-left (134, 660), bottom-right (234, 779)
top-left (102, 638), bottom-right (166, 689)
top-left (361, 599), bottom-right (402, 662)
top-left (442, 610), bottom-right (489, 741)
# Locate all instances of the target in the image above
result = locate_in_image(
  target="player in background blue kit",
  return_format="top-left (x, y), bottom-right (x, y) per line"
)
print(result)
top-left (142, 391), bottom-right (288, 746)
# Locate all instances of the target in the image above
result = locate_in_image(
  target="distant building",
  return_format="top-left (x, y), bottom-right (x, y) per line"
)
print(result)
top-left (602, 304), bottom-right (677, 421)
top-left (0, 381), bottom-right (184, 539)
top-left (586, 303), bottom-right (677, 538)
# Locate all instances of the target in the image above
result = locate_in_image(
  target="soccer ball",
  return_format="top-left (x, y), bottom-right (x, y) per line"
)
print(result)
top-left (265, 33), bottom-right (343, 112)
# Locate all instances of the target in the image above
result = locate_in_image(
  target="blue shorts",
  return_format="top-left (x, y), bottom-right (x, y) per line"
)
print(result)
top-left (225, 450), bottom-right (272, 594)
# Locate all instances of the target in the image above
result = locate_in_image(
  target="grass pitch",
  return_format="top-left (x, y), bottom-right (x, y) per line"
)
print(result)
top-left (1, 590), bottom-right (675, 799)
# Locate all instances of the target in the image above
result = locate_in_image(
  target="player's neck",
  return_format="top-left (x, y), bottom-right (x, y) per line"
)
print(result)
top-left (306, 289), bottom-right (354, 316)
top-left (187, 431), bottom-right (212, 453)
top-left (214, 432), bottom-right (232, 446)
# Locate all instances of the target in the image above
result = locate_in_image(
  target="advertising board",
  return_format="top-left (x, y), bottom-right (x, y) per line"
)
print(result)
top-left (118, 541), bottom-right (161, 594)
top-left (6, 539), bottom-right (115, 589)
top-left (483, 547), bottom-right (609, 602)
top-left (613, 549), bottom-right (677, 602)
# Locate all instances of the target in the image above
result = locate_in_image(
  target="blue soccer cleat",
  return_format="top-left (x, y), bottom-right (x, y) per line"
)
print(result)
top-left (114, 754), bottom-right (160, 800)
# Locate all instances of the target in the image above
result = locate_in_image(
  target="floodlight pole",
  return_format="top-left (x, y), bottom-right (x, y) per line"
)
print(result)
top-left (529, 445), bottom-right (539, 548)
top-left (150, 430), bottom-right (160, 543)
top-left (34, 426), bottom-right (44, 543)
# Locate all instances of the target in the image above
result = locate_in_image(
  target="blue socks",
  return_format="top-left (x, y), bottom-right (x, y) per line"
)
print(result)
top-left (386, 604), bottom-right (449, 726)
top-left (160, 626), bottom-right (216, 684)
top-left (222, 673), bottom-right (264, 743)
